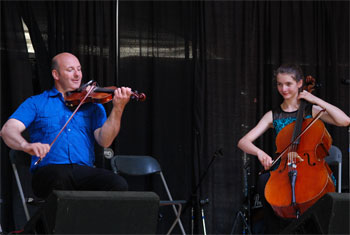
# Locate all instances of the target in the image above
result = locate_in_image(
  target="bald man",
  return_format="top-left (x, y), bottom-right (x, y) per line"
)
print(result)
top-left (1, 52), bottom-right (131, 198)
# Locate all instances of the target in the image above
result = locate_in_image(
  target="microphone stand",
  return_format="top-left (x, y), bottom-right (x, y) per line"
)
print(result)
top-left (230, 152), bottom-right (252, 235)
top-left (184, 148), bottom-right (223, 235)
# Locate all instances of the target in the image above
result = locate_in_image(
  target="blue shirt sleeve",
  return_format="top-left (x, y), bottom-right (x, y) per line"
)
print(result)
top-left (9, 97), bottom-right (37, 128)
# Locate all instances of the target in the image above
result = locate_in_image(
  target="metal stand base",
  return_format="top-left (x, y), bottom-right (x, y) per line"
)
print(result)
top-left (230, 207), bottom-right (252, 235)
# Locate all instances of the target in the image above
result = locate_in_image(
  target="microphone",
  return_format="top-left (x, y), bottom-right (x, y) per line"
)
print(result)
top-left (103, 147), bottom-right (114, 159)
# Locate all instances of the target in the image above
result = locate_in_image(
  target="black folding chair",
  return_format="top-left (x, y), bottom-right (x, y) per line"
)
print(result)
top-left (111, 155), bottom-right (186, 235)
top-left (9, 150), bottom-right (44, 222)
top-left (325, 145), bottom-right (342, 193)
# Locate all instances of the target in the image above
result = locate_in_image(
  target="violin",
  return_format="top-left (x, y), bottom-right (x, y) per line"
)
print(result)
top-left (65, 85), bottom-right (146, 107)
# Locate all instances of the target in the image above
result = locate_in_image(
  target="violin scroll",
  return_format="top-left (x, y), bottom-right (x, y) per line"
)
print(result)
top-left (131, 91), bottom-right (146, 102)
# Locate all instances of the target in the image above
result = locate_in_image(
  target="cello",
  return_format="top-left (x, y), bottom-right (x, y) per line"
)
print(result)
top-left (264, 76), bottom-right (335, 218)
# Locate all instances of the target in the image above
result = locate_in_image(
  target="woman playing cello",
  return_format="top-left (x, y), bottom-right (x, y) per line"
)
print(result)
top-left (237, 63), bottom-right (350, 233)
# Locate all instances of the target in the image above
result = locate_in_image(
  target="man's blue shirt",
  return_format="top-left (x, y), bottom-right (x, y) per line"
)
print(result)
top-left (9, 87), bottom-right (107, 172)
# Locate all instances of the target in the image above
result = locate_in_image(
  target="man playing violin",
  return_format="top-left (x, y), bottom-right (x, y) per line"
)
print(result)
top-left (237, 63), bottom-right (350, 233)
top-left (1, 52), bottom-right (131, 198)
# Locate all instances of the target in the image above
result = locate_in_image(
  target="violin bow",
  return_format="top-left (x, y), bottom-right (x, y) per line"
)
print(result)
top-left (259, 109), bottom-right (326, 175)
top-left (35, 82), bottom-right (97, 165)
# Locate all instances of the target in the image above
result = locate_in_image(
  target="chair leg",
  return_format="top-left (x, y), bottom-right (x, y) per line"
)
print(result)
top-left (338, 163), bottom-right (342, 193)
top-left (12, 163), bottom-right (31, 221)
top-left (166, 203), bottom-right (183, 235)
top-left (160, 172), bottom-right (186, 235)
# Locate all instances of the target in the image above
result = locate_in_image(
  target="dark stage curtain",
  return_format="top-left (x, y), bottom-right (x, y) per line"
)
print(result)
top-left (197, 1), bottom-right (349, 233)
top-left (117, 1), bottom-right (195, 233)
top-left (0, 1), bottom-right (35, 230)
top-left (0, 0), bottom-right (120, 231)
top-left (1, 1), bottom-right (349, 234)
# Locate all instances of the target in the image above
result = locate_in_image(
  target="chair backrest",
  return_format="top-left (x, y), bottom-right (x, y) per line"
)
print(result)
top-left (111, 155), bottom-right (161, 176)
top-left (325, 145), bottom-right (342, 165)
top-left (110, 154), bottom-right (187, 234)
top-left (325, 145), bottom-right (342, 193)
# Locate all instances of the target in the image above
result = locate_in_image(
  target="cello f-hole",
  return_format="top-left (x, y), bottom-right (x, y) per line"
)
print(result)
top-left (304, 153), bottom-right (316, 166)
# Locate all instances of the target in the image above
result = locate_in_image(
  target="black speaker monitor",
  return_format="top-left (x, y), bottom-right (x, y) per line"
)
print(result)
top-left (25, 190), bottom-right (160, 234)
top-left (281, 192), bottom-right (350, 234)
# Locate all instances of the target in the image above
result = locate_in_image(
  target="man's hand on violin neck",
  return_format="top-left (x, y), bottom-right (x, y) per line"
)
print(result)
top-left (113, 87), bottom-right (132, 107)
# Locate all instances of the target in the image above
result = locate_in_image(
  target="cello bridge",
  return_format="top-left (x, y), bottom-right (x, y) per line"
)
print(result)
top-left (287, 152), bottom-right (304, 164)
